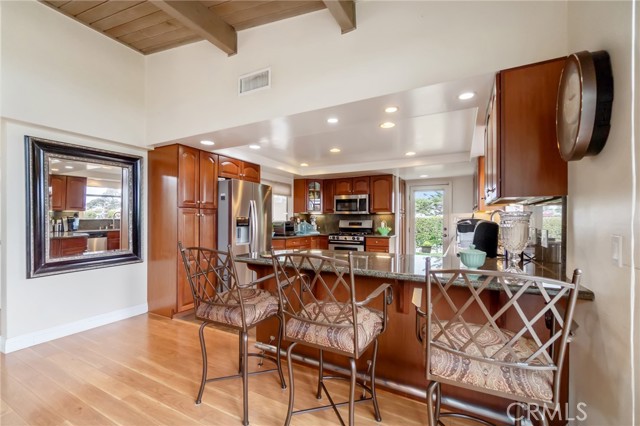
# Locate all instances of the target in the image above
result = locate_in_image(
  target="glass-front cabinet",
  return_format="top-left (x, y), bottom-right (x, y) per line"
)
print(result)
top-left (306, 180), bottom-right (322, 213)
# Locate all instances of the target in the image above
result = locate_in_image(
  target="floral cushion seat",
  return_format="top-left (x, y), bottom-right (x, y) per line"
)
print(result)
top-left (424, 322), bottom-right (554, 402)
top-left (285, 302), bottom-right (384, 354)
top-left (196, 288), bottom-right (279, 328)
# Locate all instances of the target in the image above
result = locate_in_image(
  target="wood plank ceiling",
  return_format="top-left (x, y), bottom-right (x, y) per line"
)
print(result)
top-left (41, 0), bottom-right (356, 55)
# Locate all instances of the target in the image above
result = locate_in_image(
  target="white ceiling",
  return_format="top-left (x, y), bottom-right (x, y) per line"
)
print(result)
top-left (168, 72), bottom-right (495, 181)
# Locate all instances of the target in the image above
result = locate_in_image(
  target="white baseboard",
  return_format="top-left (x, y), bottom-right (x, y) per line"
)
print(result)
top-left (0, 303), bottom-right (148, 353)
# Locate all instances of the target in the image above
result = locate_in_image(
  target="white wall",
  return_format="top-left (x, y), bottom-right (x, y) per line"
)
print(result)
top-left (566, 1), bottom-right (638, 424)
top-left (145, 1), bottom-right (569, 145)
top-left (0, 1), bottom-right (148, 352)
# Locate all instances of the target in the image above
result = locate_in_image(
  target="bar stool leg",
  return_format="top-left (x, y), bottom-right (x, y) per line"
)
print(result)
top-left (238, 331), bottom-right (243, 374)
top-left (426, 381), bottom-right (440, 426)
top-left (241, 331), bottom-right (249, 426)
top-left (370, 339), bottom-right (382, 421)
top-left (284, 342), bottom-right (298, 426)
top-left (348, 357), bottom-right (357, 426)
top-left (275, 315), bottom-right (286, 389)
top-left (196, 322), bottom-right (208, 405)
top-left (316, 350), bottom-right (324, 399)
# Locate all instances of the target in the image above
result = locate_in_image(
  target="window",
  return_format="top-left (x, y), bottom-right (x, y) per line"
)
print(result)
top-left (273, 194), bottom-right (289, 222)
top-left (82, 185), bottom-right (122, 219)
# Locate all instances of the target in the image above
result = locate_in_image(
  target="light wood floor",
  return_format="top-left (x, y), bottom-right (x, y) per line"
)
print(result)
top-left (0, 313), bottom-right (473, 426)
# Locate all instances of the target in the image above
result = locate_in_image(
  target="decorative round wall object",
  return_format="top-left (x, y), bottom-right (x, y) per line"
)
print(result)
top-left (556, 50), bottom-right (613, 161)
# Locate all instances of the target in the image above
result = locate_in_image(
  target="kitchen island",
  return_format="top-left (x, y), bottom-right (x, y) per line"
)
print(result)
top-left (235, 250), bottom-right (593, 424)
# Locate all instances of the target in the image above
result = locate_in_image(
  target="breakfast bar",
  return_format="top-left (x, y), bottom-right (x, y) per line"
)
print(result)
top-left (235, 250), bottom-right (594, 423)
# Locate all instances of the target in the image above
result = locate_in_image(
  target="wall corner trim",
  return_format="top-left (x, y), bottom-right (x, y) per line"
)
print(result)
top-left (0, 303), bottom-right (149, 354)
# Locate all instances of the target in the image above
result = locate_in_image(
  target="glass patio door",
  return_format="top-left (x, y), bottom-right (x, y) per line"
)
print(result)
top-left (408, 185), bottom-right (452, 257)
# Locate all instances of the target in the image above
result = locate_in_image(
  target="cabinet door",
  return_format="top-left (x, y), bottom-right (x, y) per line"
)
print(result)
top-left (293, 179), bottom-right (307, 213)
top-left (352, 177), bottom-right (370, 194)
top-left (199, 209), bottom-right (217, 249)
top-left (272, 239), bottom-right (286, 250)
top-left (370, 175), bottom-right (393, 213)
top-left (65, 176), bottom-right (87, 211)
top-left (178, 145), bottom-right (200, 208)
top-left (241, 162), bottom-right (261, 183)
top-left (50, 239), bottom-right (61, 258)
top-left (177, 208), bottom-right (199, 312)
top-left (306, 180), bottom-right (322, 213)
top-left (107, 231), bottom-right (120, 250)
top-left (50, 175), bottom-right (66, 211)
top-left (199, 152), bottom-right (218, 209)
top-left (334, 178), bottom-right (353, 195)
top-left (218, 155), bottom-right (242, 179)
top-left (318, 235), bottom-right (329, 250)
top-left (322, 179), bottom-right (335, 213)
top-left (60, 236), bottom-right (88, 256)
top-left (484, 82), bottom-right (499, 204)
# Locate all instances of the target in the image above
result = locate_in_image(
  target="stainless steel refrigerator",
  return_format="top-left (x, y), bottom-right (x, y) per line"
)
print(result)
top-left (218, 179), bottom-right (272, 284)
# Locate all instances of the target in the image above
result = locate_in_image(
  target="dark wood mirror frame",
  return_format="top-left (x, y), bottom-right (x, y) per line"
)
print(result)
top-left (25, 136), bottom-right (143, 278)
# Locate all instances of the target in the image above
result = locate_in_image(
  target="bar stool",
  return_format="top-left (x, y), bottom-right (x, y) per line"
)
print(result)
top-left (271, 251), bottom-right (393, 425)
top-left (414, 258), bottom-right (581, 426)
top-left (178, 242), bottom-right (286, 426)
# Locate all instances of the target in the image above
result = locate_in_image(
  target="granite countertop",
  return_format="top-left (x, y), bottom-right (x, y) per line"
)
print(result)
top-left (235, 250), bottom-right (594, 301)
top-left (50, 232), bottom-right (90, 239)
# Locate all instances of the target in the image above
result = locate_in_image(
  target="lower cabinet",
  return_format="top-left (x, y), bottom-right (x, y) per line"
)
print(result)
top-left (50, 236), bottom-right (88, 258)
top-left (106, 231), bottom-right (120, 250)
top-left (272, 235), bottom-right (328, 250)
top-left (366, 236), bottom-right (396, 253)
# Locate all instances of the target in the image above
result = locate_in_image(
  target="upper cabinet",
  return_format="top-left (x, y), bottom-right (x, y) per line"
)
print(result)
top-left (369, 175), bottom-right (394, 213)
top-left (485, 58), bottom-right (567, 204)
top-left (322, 179), bottom-right (335, 213)
top-left (178, 146), bottom-right (218, 209)
top-left (218, 155), bottom-right (260, 183)
top-left (335, 177), bottom-right (370, 195)
top-left (293, 179), bottom-right (323, 214)
top-left (50, 175), bottom-right (87, 211)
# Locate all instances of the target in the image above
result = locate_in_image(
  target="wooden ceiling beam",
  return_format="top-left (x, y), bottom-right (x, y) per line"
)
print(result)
top-left (322, 0), bottom-right (356, 34)
top-left (151, 0), bottom-right (237, 55)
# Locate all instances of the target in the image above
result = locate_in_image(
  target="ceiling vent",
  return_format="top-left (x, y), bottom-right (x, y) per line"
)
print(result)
top-left (239, 68), bottom-right (271, 95)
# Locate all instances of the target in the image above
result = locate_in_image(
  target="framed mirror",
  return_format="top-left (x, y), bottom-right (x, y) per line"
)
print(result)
top-left (25, 136), bottom-right (143, 278)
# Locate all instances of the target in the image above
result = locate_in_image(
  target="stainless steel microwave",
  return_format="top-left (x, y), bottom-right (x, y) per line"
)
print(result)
top-left (334, 194), bottom-right (369, 214)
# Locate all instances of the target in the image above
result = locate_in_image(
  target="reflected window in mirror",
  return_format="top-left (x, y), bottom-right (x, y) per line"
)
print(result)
top-left (27, 136), bottom-right (142, 278)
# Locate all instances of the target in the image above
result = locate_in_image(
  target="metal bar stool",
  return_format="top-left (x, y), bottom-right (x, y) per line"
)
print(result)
top-left (178, 242), bottom-right (286, 426)
top-left (271, 251), bottom-right (393, 426)
top-left (414, 258), bottom-right (581, 426)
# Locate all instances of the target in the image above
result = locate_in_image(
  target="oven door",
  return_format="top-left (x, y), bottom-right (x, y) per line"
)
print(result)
top-left (328, 243), bottom-right (365, 252)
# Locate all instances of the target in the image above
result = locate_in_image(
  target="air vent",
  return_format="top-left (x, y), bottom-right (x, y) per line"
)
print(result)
top-left (239, 68), bottom-right (271, 95)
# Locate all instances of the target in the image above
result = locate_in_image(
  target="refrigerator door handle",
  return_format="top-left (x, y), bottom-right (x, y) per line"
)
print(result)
top-left (249, 200), bottom-right (257, 253)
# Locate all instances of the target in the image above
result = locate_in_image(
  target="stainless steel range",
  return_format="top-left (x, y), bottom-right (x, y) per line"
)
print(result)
top-left (328, 220), bottom-right (373, 252)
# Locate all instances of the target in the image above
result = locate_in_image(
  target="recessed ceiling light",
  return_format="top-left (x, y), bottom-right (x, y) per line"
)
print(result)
top-left (51, 168), bottom-right (59, 172)
top-left (200, 140), bottom-right (215, 146)
top-left (458, 92), bottom-right (475, 100)
top-left (300, 162), bottom-right (309, 167)
top-left (249, 144), bottom-right (261, 150)
top-left (380, 122), bottom-right (396, 129)
top-left (327, 117), bottom-right (339, 124)
top-left (65, 165), bottom-right (74, 169)
top-left (385, 106), bottom-right (399, 113)
top-left (405, 151), bottom-right (416, 156)
top-left (420, 174), bottom-right (429, 178)
top-left (330, 148), bottom-right (341, 153)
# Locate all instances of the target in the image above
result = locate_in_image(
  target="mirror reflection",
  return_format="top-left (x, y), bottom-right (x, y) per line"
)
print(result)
top-left (48, 158), bottom-right (129, 258)
top-left (26, 136), bottom-right (142, 278)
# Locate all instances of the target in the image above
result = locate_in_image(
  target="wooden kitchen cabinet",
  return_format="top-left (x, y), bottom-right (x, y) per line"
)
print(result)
top-left (485, 58), bottom-right (567, 204)
top-left (148, 144), bottom-right (219, 317)
top-left (322, 179), bottom-right (335, 213)
top-left (370, 175), bottom-right (394, 213)
top-left (272, 236), bottom-right (323, 250)
top-left (271, 239), bottom-right (286, 250)
top-left (218, 155), bottom-right (261, 183)
top-left (311, 235), bottom-right (329, 249)
top-left (293, 179), bottom-right (323, 214)
top-left (178, 146), bottom-right (218, 209)
top-left (334, 177), bottom-right (370, 195)
top-left (366, 236), bottom-right (396, 253)
top-left (106, 230), bottom-right (120, 250)
top-left (50, 175), bottom-right (87, 211)
top-left (50, 236), bottom-right (88, 258)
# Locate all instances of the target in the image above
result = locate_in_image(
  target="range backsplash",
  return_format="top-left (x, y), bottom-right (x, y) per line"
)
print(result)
top-left (295, 213), bottom-right (395, 235)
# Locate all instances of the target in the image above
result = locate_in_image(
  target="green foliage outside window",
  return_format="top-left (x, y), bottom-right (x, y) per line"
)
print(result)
top-left (414, 190), bottom-right (444, 250)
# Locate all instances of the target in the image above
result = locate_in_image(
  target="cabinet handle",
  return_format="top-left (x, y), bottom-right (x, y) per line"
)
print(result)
top-left (196, 200), bottom-right (200, 204)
